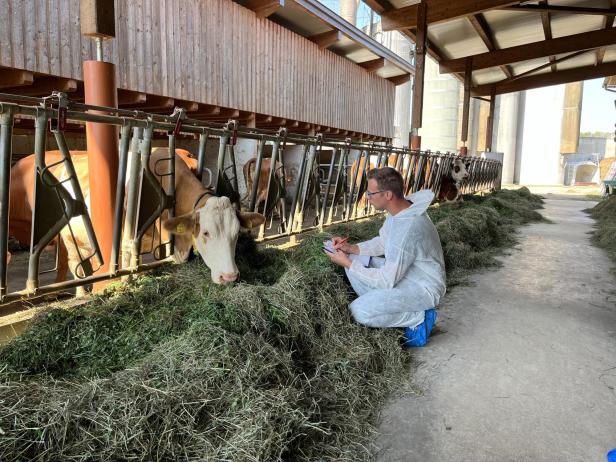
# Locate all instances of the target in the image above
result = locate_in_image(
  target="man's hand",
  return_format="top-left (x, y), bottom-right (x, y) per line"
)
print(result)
top-left (331, 235), bottom-right (359, 254)
top-left (324, 248), bottom-right (352, 269)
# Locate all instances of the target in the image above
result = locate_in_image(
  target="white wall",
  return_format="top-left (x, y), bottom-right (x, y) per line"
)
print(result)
top-left (517, 85), bottom-right (566, 185)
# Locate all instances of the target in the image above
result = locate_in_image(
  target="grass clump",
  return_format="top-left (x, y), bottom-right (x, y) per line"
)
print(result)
top-left (0, 187), bottom-right (544, 461)
top-left (587, 196), bottom-right (616, 263)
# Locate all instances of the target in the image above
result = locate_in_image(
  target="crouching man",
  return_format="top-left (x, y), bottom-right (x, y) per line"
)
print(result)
top-left (325, 167), bottom-right (446, 347)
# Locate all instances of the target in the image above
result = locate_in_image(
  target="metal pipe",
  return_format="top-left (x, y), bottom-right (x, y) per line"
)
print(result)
top-left (287, 142), bottom-right (310, 234)
top-left (320, 148), bottom-right (338, 225)
top-left (110, 122), bottom-right (132, 274)
top-left (122, 127), bottom-right (142, 269)
top-left (0, 109), bottom-right (13, 298)
top-left (196, 130), bottom-right (209, 182)
top-left (95, 37), bottom-right (104, 61)
top-left (249, 137), bottom-right (267, 212)
top-left (167, 134), bottom-right (176, 257)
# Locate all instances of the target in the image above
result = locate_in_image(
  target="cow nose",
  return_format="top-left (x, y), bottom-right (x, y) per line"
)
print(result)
top-left (220, 272), bottom-right (239, 283)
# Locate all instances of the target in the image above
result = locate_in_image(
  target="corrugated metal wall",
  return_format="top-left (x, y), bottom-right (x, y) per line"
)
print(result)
top-left (0, 0), bottom-right (395, 137)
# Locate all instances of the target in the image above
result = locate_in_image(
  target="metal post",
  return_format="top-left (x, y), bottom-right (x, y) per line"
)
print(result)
top-left (411, 1), bottom-right (427, 140)
top-left (287, 142), bottom-right (310, 234)
top-left (110, 122), bottom-right (131, 274)
top-left (122, 127), bottom-right (142, 270)
top-left (320, 148), bottom-right (338, 226)
top-left (84, 59), bottom-right (118, 289)
top-left (249, 137), bottom-right (267, 212)
top-left (461, 57), bottom-right (472, 155)
top-left (196, 129), bottom-right (209, 182)
top-left (167, 133), bottom-right (176, 256)
top-left (0, 107), bottom-right (13, 299)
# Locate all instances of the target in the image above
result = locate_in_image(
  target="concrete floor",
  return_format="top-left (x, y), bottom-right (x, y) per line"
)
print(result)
top-left (375, 198), bottom-right (616, 462)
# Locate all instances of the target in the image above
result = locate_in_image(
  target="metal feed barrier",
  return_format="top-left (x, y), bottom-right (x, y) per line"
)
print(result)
top-left (0, 92), bottom-right (501, 306)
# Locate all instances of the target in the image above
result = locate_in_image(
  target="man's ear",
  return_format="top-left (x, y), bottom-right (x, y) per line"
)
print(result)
top-left (237, 211), bottom-right (266, 229)
top-left (162, 212), bottom-right (199, 235)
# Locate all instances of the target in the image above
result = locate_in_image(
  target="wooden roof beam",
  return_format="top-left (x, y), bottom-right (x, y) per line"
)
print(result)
top-left (467, 14), bottom-right (513, 78)
top-left (502, 50), bottom-right (589, 83)
top-left (0, 70), bottom-right (34, 89)
top-left (381, 0), bottom-right (520, 31)
top-left (539, 1), bottom-right (556, 72)
top-left (122, 95), bottom-right (174, 111)
top-left (243, 0), bottom-right (284, 18)
top-left (440, 27), bottom-right (616, 73)
top-left (504, 4), bottom-right (616, 15)
top-left (597, 0), bottom-right (616, 65)
top-left (117, 89), bottom-right (146, 105)
top-left (387, 73), bottom-right (411, 85)
top-left (3, 77), bottom-right (77, 96)
top-left (362, 0), bottom-right (394, 14)
top-left (309, 30), bottom-right (342, 49)
top-left (472, 60), bottom-right (616, 96)
top-left (359, 58), bottom-right (385, 73)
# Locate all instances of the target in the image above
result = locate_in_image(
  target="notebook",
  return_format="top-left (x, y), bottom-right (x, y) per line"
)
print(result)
top-left (323, 240), bottom-right (371, 268)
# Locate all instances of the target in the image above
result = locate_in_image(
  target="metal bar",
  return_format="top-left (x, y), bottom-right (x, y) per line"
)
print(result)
top-left (196, 129), bottom-right (209, 182)
top-left (122, 127), bottom-right (143, 269)
top-left (110, 122), bottom-right (132, 274)
top-left (287, 142), bottom-right (310, 234)
top-left (320, 148), bottom-right (338, 225)
top-left (249, 137), bottom-right (267, 212)
top-left (167, 133), bottom-right (176, 257)
top-left (0, 108), bottom-right (13, 298)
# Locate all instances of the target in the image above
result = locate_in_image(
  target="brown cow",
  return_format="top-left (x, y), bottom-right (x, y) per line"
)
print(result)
top-left (8, 148), bottom-right (265, 287)
top-left (437, 158), bottom-right (470, 202)
top-left (242, 157), bottom-right (291, 217)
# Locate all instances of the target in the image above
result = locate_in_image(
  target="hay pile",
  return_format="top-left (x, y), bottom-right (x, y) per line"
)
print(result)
top-left (0, 188), bottom-right (543, 461)
top-left (587, 196), bottom-right (616, 263)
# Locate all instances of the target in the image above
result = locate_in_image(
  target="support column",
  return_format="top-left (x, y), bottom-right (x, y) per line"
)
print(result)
top-left (81, 0), bottom-right (118, 290)
top-left (84, 60), bottom-right (118, 288)
top-left (485, 88), bottom-right (496, 152)
top-left (460, 58), bottom-right (472, 156)
top-left (410, 0), bottom-right (427, 151)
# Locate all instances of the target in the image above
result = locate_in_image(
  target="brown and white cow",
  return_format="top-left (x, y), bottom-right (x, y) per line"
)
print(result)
top-left (437, 158), bottom-right (470, 202)
top-left (242, 157), bottom-right (291, 217)
top-left (8, 148), bottom-right (265, 286)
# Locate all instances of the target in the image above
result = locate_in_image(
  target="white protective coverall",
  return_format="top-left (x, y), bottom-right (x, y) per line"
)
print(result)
top-left (344, 189), bottom-right (446, 328)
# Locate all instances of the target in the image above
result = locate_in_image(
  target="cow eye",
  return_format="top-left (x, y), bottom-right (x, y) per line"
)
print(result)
top-left (202, 231), bottom-right (209, 238)
top-left (454, 166), bottom-right (460, 173)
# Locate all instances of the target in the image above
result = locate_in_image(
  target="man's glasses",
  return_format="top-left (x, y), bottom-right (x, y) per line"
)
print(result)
top-left (366, 190), bottom-right (385, 198)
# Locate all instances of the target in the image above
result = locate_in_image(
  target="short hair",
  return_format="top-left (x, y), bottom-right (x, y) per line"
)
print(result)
top-left (367, 167), bottom-right (404, 199)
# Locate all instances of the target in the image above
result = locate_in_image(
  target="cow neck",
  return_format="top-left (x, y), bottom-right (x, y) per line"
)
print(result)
top-left (192, 189), bottom-right (214, 211)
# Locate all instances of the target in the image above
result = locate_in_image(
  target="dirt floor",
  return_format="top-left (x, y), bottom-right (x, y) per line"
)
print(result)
top-left (374, 195), bottom-right (616, 461)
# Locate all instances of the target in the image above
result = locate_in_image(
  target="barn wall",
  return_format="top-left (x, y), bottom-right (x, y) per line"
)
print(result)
top-left (0, 0), bottom-right (396, 137)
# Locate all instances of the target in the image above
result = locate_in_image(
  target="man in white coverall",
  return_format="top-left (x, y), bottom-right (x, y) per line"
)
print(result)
top-left (325, 167), bottom-right (446, 346)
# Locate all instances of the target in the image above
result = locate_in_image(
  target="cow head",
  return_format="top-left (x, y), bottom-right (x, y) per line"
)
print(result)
top-left (451, 159), bottom-right (470, 183)
top-left (163, 196), bottom-right (265, 284)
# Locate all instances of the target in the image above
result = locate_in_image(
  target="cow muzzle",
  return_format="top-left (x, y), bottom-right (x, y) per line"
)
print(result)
top-left (217, 272), bottom-right (239, 284)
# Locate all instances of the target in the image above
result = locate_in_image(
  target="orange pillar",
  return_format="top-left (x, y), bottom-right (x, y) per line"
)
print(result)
top-left (410, 135), bottom-right (421, 150)
top-left (84, 60), bottom-right (118, 289)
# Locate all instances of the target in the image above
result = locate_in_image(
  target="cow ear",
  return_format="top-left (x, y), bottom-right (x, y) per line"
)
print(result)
top-left (237, 211), bottom-right (266, 229)
top-left (162, 212), bottom-right (199, 235)
top-left (465, 161), bottom-right (471, 169)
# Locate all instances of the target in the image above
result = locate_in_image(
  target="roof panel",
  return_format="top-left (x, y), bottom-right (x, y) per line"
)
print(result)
top-left (550, 12), bottom-right (605, 38)
top-left (483, 10), bottom-right (546, 49)
top-left (603, 47), bottom-right (616, 62)
top-left (427, 17), bottom-right (488, 59)
top-left (389, 0), bottom-right (420, 8)
top-left (473, 67), bottom-right (508, 85)
top-left (509, 56), bottom-right (552, 75)
top-left (554, 52), bottom-right (600, 70)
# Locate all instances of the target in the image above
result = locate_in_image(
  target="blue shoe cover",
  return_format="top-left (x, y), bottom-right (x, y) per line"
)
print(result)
top-left (403, 309), bottom-right (437, 348)
top-left (607, 448), bottom-right (616, 462)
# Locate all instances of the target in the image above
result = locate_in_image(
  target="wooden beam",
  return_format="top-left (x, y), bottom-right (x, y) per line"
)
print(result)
top-left (503, 50), bottom-right (589, 83)
top-left (243, 0), bottom-right (284, 18)
top-left (4, 77), bottom-right (77, 96)
top-left (467, 14), bottom-right (513, 78)
top-left (485, 89), bottom-right (496, 152)
top-left (117, 89), bottom-right (146, 105)
top-left (308, 30), bottom-right (342, 49)
top-left (0, 70), bottom-right (34, 89)
top-left (504, 4), bottom-right (616, 15)
top-left (358, 58), bottom-right (385, 73)
top-left (411, 1), bottom-right (427, 131)
top-left (177, 101), bottom-right (199, 112)
top-left (461, 59), bottom-right (472, 144)
top-left (387, 74), bottom-right (411, 85)
top-left (381, 0), bottom-right (519, 31)
top-left (440, 27), bottom-right (616, 73)
top-left (597, 0), bottom-right (616, 65)
top-left (127, 96), bottom-right (174, 111)
top-left (538, 1), bottom-right (557, 72)
top-left (472, 60), bottom-right (616, 96)
top-left (361, 0), bottom-right (394, 14)
top-left (187, 104), bottom-right (221, 116)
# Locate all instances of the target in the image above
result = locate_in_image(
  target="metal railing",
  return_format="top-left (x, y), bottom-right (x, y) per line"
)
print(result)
top-left (0, 92), bottom-right (501, 307)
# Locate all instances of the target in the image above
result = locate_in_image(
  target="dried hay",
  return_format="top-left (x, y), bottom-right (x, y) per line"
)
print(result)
top-left (0, 187), bottom-right (544, 461)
